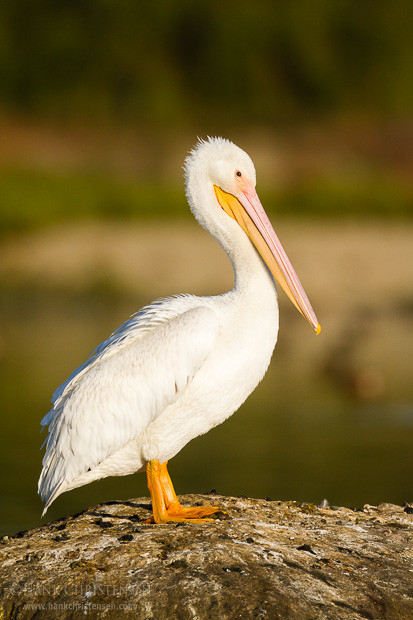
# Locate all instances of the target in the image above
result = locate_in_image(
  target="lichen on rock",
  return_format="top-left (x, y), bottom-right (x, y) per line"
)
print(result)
top-left (0, 495), bottom-right (412, 619)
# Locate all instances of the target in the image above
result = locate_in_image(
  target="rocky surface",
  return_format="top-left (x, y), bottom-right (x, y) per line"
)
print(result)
top-left (0, 495), bottom-right (412, 619)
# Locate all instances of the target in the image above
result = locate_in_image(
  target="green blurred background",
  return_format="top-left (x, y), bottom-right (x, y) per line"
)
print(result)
top-left (0, 1), bottom-right (412, 535)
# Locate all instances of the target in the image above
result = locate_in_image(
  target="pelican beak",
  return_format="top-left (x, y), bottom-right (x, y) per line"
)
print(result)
top-left (214, 184), bottom-right (321, 334)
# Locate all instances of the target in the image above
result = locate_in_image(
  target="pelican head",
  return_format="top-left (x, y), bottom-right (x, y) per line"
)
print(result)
top-left (185, 137), bottom-right (320, 334)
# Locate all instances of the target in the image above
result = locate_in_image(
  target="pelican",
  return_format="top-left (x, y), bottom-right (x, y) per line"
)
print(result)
top-left (39, 137), bottom-right (320, 524)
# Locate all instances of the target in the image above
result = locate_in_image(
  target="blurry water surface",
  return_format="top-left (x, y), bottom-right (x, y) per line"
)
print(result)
top-left (1, 255), bottom-right (412, 536)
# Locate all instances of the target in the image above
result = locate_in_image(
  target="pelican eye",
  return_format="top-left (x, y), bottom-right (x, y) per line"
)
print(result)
top-left (236, 170), bottom-right (242, 177)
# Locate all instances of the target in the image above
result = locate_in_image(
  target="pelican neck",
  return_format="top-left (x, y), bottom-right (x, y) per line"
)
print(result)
top-left (226, 227), bottom-right (277, 298)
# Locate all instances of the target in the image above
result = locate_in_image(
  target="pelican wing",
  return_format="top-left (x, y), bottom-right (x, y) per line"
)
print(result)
top-left (39, 299), bottom-right (219, 507)
top-left (48, 295), bottom-right (198, 407)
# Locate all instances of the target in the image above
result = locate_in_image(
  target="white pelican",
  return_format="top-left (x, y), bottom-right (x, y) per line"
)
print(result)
top-left (39, 137), bottom-right (320, 523)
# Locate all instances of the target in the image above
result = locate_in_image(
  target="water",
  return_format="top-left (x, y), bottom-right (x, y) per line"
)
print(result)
top-left (1, 291), bottom-right (412, 536)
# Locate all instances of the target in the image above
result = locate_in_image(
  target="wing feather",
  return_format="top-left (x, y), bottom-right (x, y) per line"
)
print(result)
top-left (39, 299), bottom-right (219, 507)
top-left (48, 295), bottom-right (197, 408)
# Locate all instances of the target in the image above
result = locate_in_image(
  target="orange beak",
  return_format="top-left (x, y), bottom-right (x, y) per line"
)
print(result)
top-left (214, 183), bottom-right (320, 334)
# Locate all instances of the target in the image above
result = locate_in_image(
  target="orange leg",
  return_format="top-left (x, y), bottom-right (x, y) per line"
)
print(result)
top-left (146, 459), bottom-right (223, 524)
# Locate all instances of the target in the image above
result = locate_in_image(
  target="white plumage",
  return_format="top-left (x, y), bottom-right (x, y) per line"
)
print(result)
top-left (39, 137), bottom-right (319, 522)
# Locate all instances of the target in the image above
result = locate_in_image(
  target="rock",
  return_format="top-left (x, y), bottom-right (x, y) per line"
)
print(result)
top-left (0, 495), bottom-right (412, 619)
